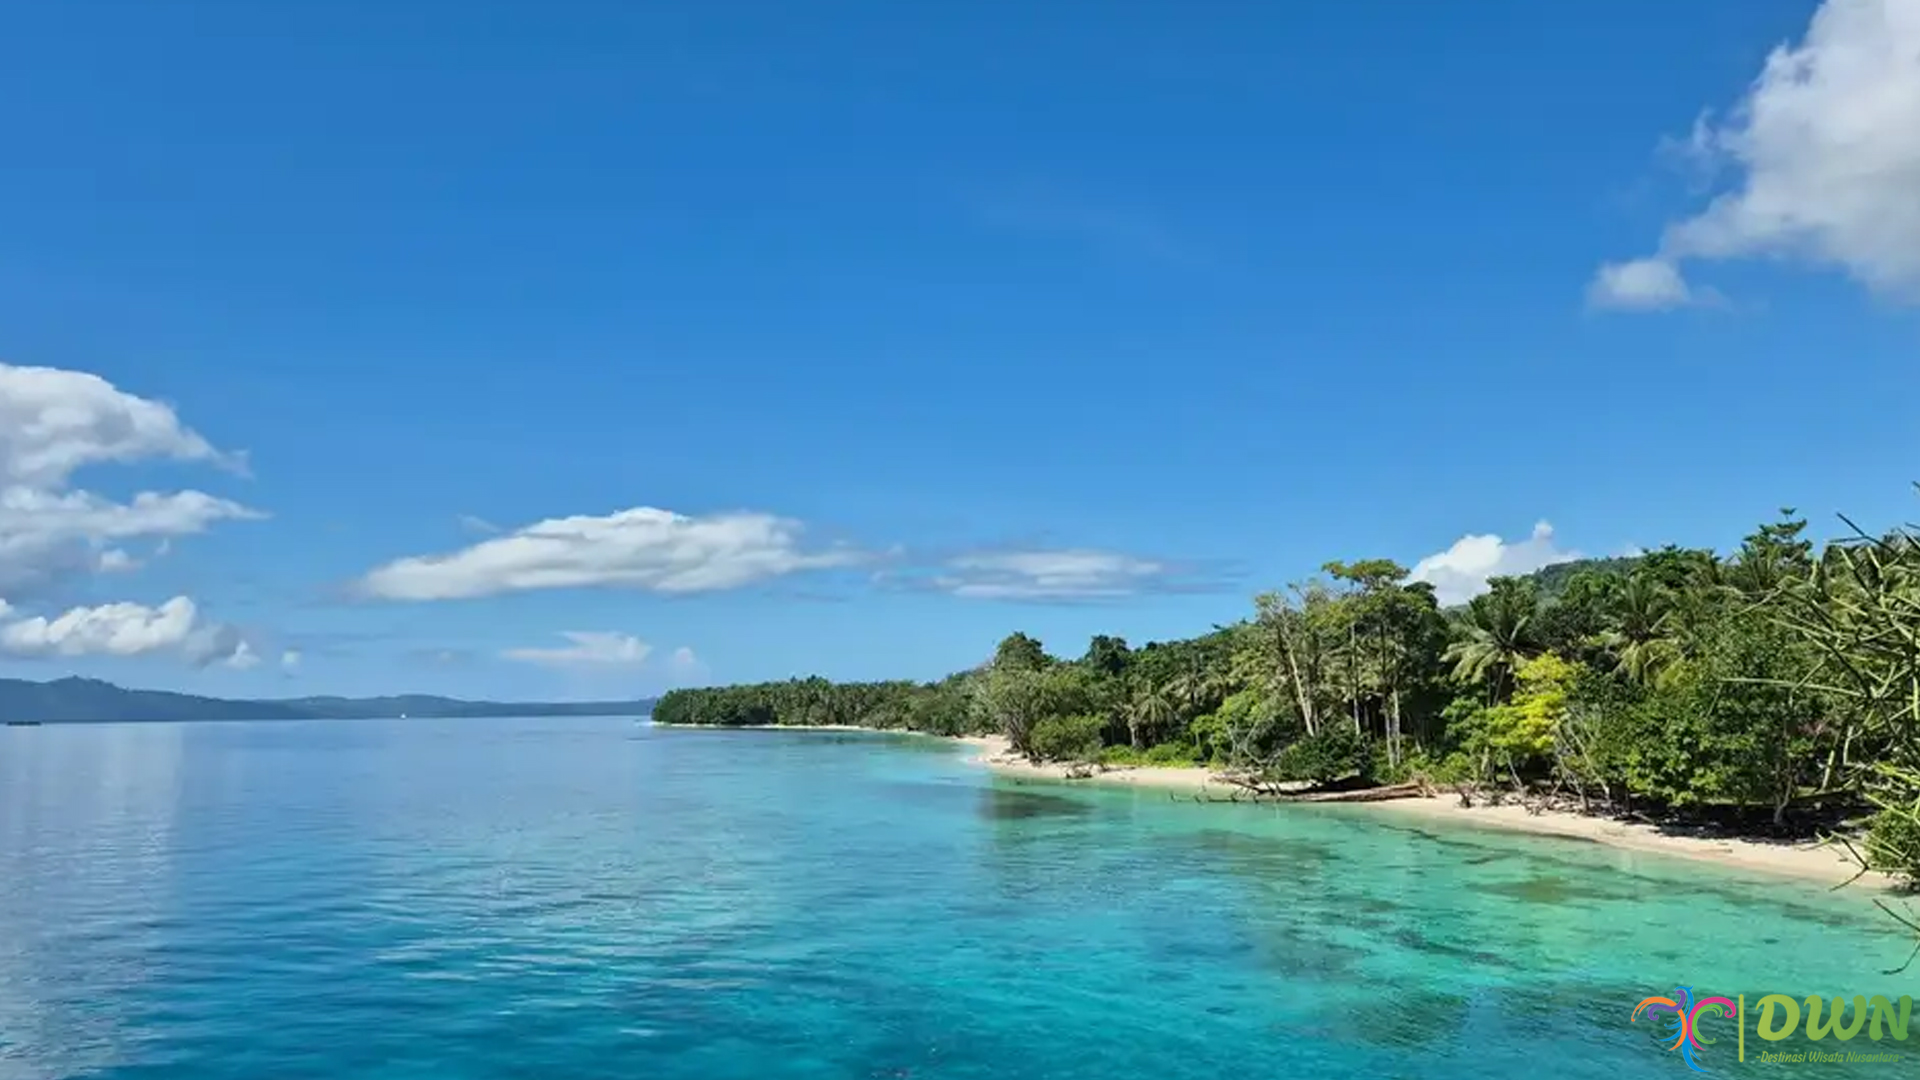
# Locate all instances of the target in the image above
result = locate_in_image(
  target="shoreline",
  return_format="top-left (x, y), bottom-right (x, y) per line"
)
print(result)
top-left (958, 733), bottom-right (1897, 890)
top-left (656, 724), bottom-right (1899, 890)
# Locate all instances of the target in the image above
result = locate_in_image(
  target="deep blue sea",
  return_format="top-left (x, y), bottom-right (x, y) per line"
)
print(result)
top-left (2, 717), bottom-right (1914, 1079)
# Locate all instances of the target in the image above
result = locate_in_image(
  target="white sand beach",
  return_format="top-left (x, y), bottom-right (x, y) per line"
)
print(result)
top-left (959, 734), bottom-right (1897, 889)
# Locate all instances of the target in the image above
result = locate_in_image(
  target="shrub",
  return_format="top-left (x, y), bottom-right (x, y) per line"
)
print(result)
top-left (1867, 804), bottom-right (1920, 884)
top-left (1274, 725), bottom-right (1371, 786)
top-left (1098, 740), bottom-right (1201, 767)
top-left (1144, 741), bottom-right (1199, 765)
top-left (1865, 771), bottom-right (1920, 885)
top-left (1383, 748), bottom-right (1478, 786)
top-left (1028, 713), bottom-right (1106, 763)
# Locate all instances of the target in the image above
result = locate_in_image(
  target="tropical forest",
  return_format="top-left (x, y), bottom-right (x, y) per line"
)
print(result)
top-left (653, 501), bottom-right (1920, 890)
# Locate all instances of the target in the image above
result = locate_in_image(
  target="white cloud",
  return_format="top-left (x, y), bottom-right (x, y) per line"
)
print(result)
top-left (1409, 521), bottom-right (1581, 606)
top-left (96, 548), bottom-right (139, 573)
top-left (502, 631), bottom-right (654, 668)
top-left (0, 487), bottom-right (259, 542)
top-left (280, 648), bottom-right (302, 673)
top-left (0, 595), bottom-right (255, 666)
top-left (933, 549), bottom-right (1170, 600)
top-left (0, 363), bottom-right (242, 487)
top-left (0, 488), bottom-right (259, 593)
top-left (663, 645), bottom-right (709, 684)
top-left (1587, 257), bottom-right (1699, 310)
top-left (0, 362), bottom-right (260, 591)
top-left (359, 506), bottom-right (863, 600)
top-left (1593, 0), bottom-right (1920, 307)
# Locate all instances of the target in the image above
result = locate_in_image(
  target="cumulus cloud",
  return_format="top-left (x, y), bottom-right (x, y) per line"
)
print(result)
top-left (664, 645), bottom-right (710, 684)
top-left (358, 506), bottom-right (863, 600)
top-left (0, 487), bottom-right (259, 541)
top-left (0, 362), bottom-right (260, 591)
top-left (502, 631), bottom-right (654, 668)
top-left (1409, 522), bottom-right (1581, 606)
top-left (96, 548), bottom-right (140, 573)
top-left (0, 595), bottom-right (255, 666)
top-left (908, 548), bottom-right (1231, 601)
top-left (0, 363), bottom-right (243, 487)
top-left (1588, 257), bottom-right (1700, 311)
top-left (1592, 0), bottom-right (1920, 308)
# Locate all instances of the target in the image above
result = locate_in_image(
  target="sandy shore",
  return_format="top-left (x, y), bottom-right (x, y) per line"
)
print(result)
top-left (1362, 796), bottom-right (1896, 888)
top-left (958, 735), bottom-right (1248, 795)
top-left (960, 734), bottom-right (1896, 889)
top-left (658, 725), bottom-right (1895, 888)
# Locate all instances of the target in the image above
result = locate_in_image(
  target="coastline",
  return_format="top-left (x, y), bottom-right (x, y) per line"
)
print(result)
top-left (656, 724), bottom-right (1898, 890)
top-left (958, 733), bottom-right (1897, 890)
top-left (957, 734), bottom-right (1246, 795)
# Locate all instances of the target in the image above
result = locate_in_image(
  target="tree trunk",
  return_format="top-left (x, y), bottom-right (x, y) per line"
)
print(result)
top-left (1277, 619), bottom-right (1317, 736)
top-left (1388, 686), bottom-right (1403, 769)
top-left (1348, 622), bottom-right (1362, 734)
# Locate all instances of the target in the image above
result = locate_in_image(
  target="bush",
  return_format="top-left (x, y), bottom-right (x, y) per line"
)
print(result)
top-left (1199, 687), bottom-right (1297, 767)
top-left (1430, 752), bottom-right (1478, 785)
top-left (1865, 772), bottom-right (1920, 884)
top-left (1185, 711), bottom-right (1226, 764)
top-left (1274, 725), bottom-right (1371, 786)
top-left (978, 667), bottom-right (1095, 756)
top-left (1144, 741), bottom-right (1198, 765)
top-left (1097, 741), bottom-right (1199, 767)
top-left (1028, 713), bottom-right (1106, 763)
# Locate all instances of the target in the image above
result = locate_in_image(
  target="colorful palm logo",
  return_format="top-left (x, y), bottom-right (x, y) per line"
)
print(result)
top-left (1631, 987), bottom-right (1738, 1073)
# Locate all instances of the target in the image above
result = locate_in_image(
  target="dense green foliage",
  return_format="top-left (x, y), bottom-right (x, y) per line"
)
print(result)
top-left (650, 675), bottom-right (980, 736)
top-left (654, 501), bottom-right (1920, 886)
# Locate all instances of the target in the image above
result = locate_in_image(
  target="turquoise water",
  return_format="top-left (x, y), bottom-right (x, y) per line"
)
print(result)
top-left (1, 718), bottom-right (1914, 1079)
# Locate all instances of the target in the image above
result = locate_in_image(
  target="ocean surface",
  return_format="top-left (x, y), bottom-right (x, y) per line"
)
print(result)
top-left (1, 717), bottom-right (1913, 1079)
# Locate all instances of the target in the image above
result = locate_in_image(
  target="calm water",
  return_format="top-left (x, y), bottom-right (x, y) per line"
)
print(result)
top-left (1, 718), bottom-right (1914, 1079)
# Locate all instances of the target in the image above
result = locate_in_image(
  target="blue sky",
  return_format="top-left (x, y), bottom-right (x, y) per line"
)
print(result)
top-left (0, 0), bottom-right (1916, 700)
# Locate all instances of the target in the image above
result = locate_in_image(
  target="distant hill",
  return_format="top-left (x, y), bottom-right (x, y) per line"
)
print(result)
top-left (0, 677), bottom-right (656, 724)
top-left (1433, 556), bottom-right (1647, 612)
top-left (1515, 555), bottom-right (1644, 602)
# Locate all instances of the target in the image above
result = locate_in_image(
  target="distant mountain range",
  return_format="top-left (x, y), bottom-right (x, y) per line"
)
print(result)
top-left (0, 677), bottom-right (656, 723)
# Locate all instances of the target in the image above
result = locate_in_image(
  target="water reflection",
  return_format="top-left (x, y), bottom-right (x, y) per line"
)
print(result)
top-left (0, 722), bottom-right (184, 1079)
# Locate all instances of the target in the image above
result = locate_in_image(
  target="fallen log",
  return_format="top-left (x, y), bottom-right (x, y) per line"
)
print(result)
top-left (1187, 780), bottom-right (1428, 805)
top-left (1281, 781), bottom-right (1426, 804)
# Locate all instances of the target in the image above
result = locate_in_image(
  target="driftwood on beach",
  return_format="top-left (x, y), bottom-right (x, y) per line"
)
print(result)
top-left (1188, 776), bottom-right (1429, 804)
top-left (1284, 781), bottom-right (1428, 803)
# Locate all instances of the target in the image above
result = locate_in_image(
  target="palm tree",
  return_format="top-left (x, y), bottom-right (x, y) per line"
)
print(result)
top-left (1444, 578), bottom-right (1538, 704)
top-left (1165, 664), bottom-right (1225, 720)
top-left (1126, 683), bottom-right (1177, 751)
top-left (1599, 573), bottom-right (1679, 685)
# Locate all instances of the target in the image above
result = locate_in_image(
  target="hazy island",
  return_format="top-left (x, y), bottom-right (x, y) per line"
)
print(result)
top-left (0, 676), bottom-right (656, 724)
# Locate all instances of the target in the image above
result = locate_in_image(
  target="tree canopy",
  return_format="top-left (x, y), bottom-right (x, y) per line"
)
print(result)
top-left (652, 498), bottom-right (1920, 888)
